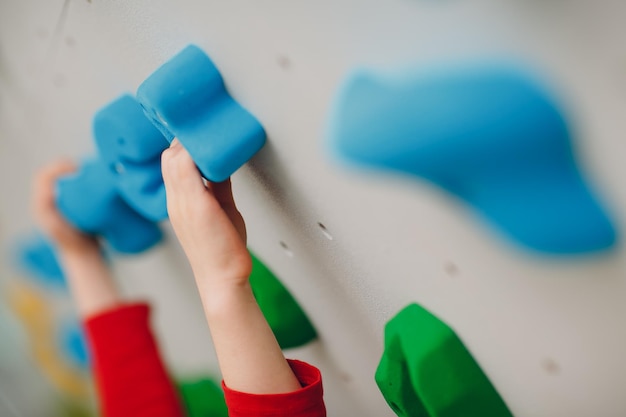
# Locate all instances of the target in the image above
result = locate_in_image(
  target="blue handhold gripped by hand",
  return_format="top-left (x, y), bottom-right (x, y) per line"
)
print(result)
top-left (53, 45), bottom-right (267, 254)
top-left (137, 45), bottom-right (266, 183)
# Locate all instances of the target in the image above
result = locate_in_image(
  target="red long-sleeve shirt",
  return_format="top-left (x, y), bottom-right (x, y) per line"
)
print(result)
top-left (84, 303), bottom-right (326, 417)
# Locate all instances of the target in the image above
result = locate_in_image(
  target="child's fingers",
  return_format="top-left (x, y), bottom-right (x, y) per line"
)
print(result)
top-left (211, 179), bottom-right (237, 208)
top-left (161, 139), bottom-right (208, 198)
top-left (40, 159), bottom-right (77, 178)
top-left (210, 179), bottom-right (244, 238)
top-left (32, 160), bottom-right (76, 215)
top-left (34, 160), bottom-right (76, 195)
top-left (31, 160), bottom-right (82, 242)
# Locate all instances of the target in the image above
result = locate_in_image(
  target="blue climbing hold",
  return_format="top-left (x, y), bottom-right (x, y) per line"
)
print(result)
top-left (328, 65), bottom-right (616, 254)
top-left (115, 156), bottom-right (168, 221)
top-left (56, 159), bottom-right (163, 254)
top-left (93, 95), bottom-right (169, 221)
top-left (58, 320), bottom-right (90, 370)
top-left (13, 233), bottom-right (66, 289)
top-left (137, 45), bottom-right (266, 182)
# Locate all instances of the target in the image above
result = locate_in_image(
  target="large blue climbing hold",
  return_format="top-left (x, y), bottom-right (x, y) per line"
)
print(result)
top-left (56, 159), bottom-right (163, 254)
top-left (115, 156), bottom-right (168, 221)
top-left (94, 94), bottom-right (169, 164)
top-left (328, 66), bottom-right (616, 254)
top-left (136, 45), bottom-right (266, 182)
top-left (94, 95), bottom-right (169, 221)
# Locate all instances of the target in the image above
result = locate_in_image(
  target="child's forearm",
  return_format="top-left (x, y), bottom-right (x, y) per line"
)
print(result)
top-left (60, 247), bottom-right (121, 318)
top-left (198, 280), bottom-right (302, 395)
top-left (161, 142), bottom-right (302, 395)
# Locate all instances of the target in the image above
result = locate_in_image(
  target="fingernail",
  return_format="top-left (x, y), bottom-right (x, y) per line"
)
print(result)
top-left (170, 138), bottom-right (180, 148)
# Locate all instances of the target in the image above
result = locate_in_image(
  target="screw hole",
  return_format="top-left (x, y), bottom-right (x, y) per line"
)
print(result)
top-left (277, 55), bottom-right (291, 70)
top-left (339, 372), bottom-right (352, 383)
top-left (279, 241), bottom-right (293, 257)
top-left (444, 261), bottom-right (459, 277)
top-left (111, 162), bottom-right (125, 174)
top-left (317, 222), bottom-right (333, 241)
top-left (541, 358), bottom-right (560, 375)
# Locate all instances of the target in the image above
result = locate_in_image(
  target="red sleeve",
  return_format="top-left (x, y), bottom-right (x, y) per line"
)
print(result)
top-left (84, 303), bottom-right (185, 417)
top-left (222, 359), bottom-right (326, 417)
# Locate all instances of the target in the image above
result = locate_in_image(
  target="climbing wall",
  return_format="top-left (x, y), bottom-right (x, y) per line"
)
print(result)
top-left (1, 0), bottom-right (626, 416)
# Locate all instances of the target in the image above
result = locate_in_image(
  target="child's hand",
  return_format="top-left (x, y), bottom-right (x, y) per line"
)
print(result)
top-left (33, 161), bottom-right (118, 317)
top-left (161, 140), bottom-right (252, 293)
top-left (162, 141), bottom-right (302, 396)
top-left (32, 160), bottom-right (100, 256)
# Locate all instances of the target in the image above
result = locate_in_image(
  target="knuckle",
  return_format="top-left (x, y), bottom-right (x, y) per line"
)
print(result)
top-left (161, 147), bottom-right (173, 167)
top-left (161, 148), bottom-right (182, 176)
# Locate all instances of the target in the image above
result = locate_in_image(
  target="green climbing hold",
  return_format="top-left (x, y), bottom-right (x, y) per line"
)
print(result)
top-left (249, 251), bottom-right (317, 349)
top-left (177, 377), bottom-right (228, 417)
top-left (375, 304), bottom-right (512, 417)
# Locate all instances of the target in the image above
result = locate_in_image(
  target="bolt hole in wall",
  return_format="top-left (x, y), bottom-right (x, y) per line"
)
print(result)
top-left (112, 162), bottom-right (125, 175)
top-left (276, 55), bottom-right (291, 70)
top-left (541, 358), bottom-right (560, 375)
top-left (340, 372), bottom-right (352, 383)
top-left (443, 261), bottom-right (459, 277)
top-left (279, 241), bottom-right (293, 257)
top-left (317, 222), bottom-right (333, 241)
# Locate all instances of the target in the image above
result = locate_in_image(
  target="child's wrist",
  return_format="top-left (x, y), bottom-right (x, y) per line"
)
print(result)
top-left (59, 245), bottom-right (101, 262)
top-left (196, 279), bottom-right (255, 315)
top-left (59, 245), bottom-right (107, 274)
top-left (190, 258), bottom-right (252, 294)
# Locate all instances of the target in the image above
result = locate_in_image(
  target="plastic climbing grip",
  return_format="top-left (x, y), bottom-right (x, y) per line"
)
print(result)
top-left (94, 94), bottom-right (169, 165)
top-left (249, 251), bottom-right (317, 349)
top-left (93, 94), bottom-right (169, 221)
top-left (177, 377), bottom-right (228, 417)
top-left (58, 320), bottom-right (90, 370)
top-left (14, 233), bottom-right (66, 289)
top-left (114, 156), bottom-right (168, 221)
top-left (328, 65), bottom-right (616, 254)
top-left (137, 45), bottom-right (266, 182)
top-left (56, 159), bottom-right (163, 254)
top-left (375, 304), bottom-right (512, 417)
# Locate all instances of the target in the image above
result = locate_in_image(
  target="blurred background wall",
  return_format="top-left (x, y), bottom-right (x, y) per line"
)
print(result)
top-left (1, 1), bottom-right (626, 416)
